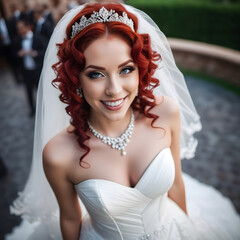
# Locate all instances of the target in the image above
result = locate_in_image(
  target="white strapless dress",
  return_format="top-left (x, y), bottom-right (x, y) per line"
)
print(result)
top-left (5, 148), bottom-right (240, 240)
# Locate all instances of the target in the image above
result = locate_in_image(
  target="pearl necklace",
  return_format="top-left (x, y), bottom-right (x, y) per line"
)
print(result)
top-left (87, 111), bottom-right (134, 156)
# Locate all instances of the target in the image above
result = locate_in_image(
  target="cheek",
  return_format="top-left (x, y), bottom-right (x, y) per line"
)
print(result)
top-left (80, 79), bottom-right (104, 99)
top-left (126, 72), bottom-right (139, 92)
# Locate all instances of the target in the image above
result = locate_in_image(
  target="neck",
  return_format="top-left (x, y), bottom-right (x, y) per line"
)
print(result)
top-left (88, 109), bottom-right (133, 138)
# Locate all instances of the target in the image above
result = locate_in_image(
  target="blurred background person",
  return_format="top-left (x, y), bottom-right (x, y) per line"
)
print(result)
top-left (3, 3), bottom-right (24, 83)
top-left (0, 12), bottom-right (11, 65)
top-left (8, 3), bottom-right (21, 25)
top-left (41, 3), bottom-right (55, 27)
top-left (20, 3), bottom-right (34, 23)
top-left (12, 20), bottom-right (47, 116)
top-left (33, 9), bottom-right (54, 43)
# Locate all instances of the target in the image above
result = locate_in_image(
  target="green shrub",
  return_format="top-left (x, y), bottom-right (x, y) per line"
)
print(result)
top-left (127, 1), bottom-right (240, 50)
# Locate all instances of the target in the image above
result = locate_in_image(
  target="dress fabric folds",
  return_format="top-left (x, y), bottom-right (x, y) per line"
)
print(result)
top-left (5, 148), bottom-right (240, 240)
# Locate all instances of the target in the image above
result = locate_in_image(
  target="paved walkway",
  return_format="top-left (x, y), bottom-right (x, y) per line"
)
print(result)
top-left (0, 68), bottom-right (239, 239)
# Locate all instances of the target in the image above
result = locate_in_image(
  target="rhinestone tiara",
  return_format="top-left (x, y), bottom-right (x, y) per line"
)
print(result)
top-left (70, 7), bottom-right (134, 38)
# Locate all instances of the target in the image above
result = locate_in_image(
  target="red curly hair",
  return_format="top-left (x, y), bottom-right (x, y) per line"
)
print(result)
top-left (52, 3), bottom-right (161, 165)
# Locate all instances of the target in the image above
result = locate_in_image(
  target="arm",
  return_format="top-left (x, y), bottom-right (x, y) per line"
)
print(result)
top-left (43, 143), bottom-right (82, 240)
top-left (167, 98), bottom-right (187, 215)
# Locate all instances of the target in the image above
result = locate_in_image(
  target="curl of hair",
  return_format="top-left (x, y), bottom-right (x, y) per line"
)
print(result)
top-left (52, 3), bottom-right (162, 166)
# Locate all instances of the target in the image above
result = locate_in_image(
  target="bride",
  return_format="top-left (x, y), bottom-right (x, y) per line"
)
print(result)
top-left (6, 3), bottom-right (240, 240)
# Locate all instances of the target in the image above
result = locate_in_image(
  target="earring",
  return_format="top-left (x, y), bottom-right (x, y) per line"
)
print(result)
top-left (76, 88), bottom-right (83, 97)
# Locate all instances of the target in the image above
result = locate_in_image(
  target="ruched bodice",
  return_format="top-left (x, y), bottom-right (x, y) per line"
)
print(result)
top-left (75, 148), bottom-right (175, 239)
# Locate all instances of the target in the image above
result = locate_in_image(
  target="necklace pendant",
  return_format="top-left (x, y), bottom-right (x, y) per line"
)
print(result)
top-left (88, 111), bottom-right (134, 156)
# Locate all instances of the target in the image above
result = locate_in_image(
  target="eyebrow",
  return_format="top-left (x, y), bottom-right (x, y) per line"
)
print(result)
top-left (84, 59), bottom-right (134, 71)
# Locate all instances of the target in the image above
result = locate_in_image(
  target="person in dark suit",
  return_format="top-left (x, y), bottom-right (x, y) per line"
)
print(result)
top-left (4, 4), bottom-right (26, 83)
top-left (33, 9), bottom-right (54, 43)
top-left (0, 12), bottom-right (22, 83)
top-left (0, 12), bottom-right (12, 61)
top-left (20, 3), bottom-right (34, 23)
top-left (13, 20), bottom-right (47, 116)
top-left (7, 3), bottom-right (21, 38)
top-left (41, 3), bottom-right (55, 27)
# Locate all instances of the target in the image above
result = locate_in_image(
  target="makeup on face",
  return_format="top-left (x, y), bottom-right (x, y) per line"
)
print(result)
top-left (79, 35), bottom-right (139, 123)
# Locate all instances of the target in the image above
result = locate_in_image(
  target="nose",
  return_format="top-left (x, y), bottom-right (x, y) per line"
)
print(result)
top-left (105, 75), bottom-right (122, 97)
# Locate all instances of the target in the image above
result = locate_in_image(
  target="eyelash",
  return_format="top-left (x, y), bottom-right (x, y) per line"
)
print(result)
top-left (86, 72), bottom-right (104, 79)
top-left (120, 66), bottom-right (135, 75)
top-left (86, 66), bottom-right (135, 79)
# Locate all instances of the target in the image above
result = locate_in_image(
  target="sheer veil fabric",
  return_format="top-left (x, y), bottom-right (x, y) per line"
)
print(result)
top-left (7, 3), bottom-right (202, 238)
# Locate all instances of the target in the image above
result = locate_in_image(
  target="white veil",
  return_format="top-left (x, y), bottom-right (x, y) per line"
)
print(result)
top-left (9, 2), bottom-right (202, 234)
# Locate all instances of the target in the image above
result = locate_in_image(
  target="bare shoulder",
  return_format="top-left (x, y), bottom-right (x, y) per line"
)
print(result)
top-left (43, 128), bottom-right (76, 170)
top-left (151, 95), bottom-right (180, 121)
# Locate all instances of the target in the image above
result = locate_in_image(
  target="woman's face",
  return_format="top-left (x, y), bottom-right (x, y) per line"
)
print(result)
top-left (79, 34), bottom-right (139, 123)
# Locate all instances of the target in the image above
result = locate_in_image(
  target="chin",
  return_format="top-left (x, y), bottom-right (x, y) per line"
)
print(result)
top-left (102, 108), bottom-right (130, 122)
top-left (101, 102), bottom-right (132, 122)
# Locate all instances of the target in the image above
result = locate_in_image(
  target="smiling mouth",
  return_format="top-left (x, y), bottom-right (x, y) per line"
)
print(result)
top-left (103, 99), bottom-right (124, 107)
top-left (101, 96), bottom-right (127, 109)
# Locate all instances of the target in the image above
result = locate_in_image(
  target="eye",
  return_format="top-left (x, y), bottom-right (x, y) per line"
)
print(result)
top-left (120, 66), bottom-right (135, 75)
top-left (86, 71), bottom-right (104, 79)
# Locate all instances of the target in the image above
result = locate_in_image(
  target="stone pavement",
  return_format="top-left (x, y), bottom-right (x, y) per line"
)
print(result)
top-left (0, 68), bottom-right (239, 239)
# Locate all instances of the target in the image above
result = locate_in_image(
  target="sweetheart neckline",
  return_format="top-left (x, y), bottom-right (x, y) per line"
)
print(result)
top-left (75, 147), bottom-right (171, 190)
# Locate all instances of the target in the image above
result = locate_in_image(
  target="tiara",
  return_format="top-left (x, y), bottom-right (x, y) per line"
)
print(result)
top-left (70, 7), bottom-right (134, 38)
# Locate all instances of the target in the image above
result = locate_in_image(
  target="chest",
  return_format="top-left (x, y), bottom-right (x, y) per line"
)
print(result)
top-left (70, 118), bottom-right (171, 187)
top-left (22, 38), bottom-right (33, 50)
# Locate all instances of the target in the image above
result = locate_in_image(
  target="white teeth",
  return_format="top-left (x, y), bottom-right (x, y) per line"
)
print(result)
top-left (103, 99), bottom-right (124, 107)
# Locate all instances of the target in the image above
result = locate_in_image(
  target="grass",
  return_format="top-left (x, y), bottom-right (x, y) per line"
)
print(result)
top-left (181, 69), bottom-right (240, 96)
